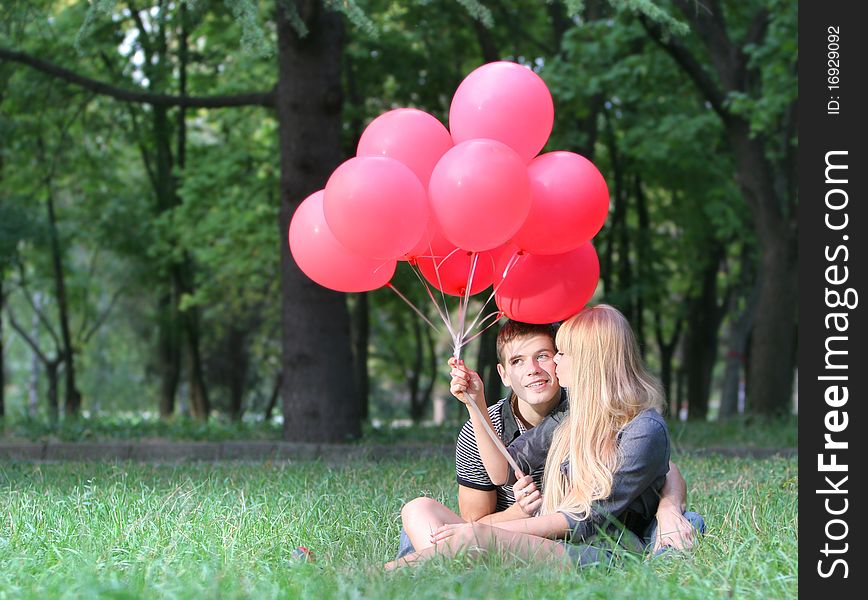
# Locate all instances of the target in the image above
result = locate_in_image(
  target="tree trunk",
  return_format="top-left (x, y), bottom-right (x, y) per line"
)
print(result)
top-left (408, 316), bottom-right (425, 423)
top-left (642, 4), bottom-right (798, 416)
top-left (157, 292), bottom-right (181, 418)
top-left (46, 183), bottom-right (81, 417)
top-left (476, 320), bottom-right (502, 405)
top-left (276, 1), bottom-right (360, 442)
top-left (0, 278), bottom-right (4, 419)
top-left (683, 244), bottom-right (726, 420)
top-left (264, 371), bottom-right (282, 422)
top-left (730, 129), bottom-right (798, 415)
top-left (350, 292), bottom-right (370, 421)
top-left (46, 360), bottom-right (59, 422)
top-left (719, 258), bottom-right (759, 419)
top-left (655, 310), bottom-right (682, 416)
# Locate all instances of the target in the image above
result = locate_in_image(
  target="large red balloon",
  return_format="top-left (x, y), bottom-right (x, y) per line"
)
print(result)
top-left (512, 152), bottom-right (610, 255)
top-left (449, 61), bottom-right (554, 163)
top-left (289, 191), bottom-right (396, 292)
top-left (357, 108), bottom-right (453, 186)
top-left (428, 139), bottom-right (531, 252)
top-left (415, 230), bottom-right (498, 297)
top-left (495, 242), bottom-right (599, 324)
top-left (324, 156), bottom-right (428, 260)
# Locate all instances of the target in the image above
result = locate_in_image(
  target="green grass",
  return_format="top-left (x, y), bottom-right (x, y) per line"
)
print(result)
top-left (0, 453), bottom-right (797, 599)
top-left (1, 413), bottom-right (798, 450)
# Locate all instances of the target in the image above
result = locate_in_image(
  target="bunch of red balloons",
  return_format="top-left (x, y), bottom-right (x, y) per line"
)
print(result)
top-left (289, 61), bottom-right (607, 324)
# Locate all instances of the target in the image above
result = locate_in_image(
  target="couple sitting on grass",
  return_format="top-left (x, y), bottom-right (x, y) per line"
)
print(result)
top-left (385, 304), bottom-right (705, 570)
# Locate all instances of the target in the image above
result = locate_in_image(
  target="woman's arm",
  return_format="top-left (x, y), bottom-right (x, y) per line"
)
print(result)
top-left (431, 511), bottom-right (572, 544)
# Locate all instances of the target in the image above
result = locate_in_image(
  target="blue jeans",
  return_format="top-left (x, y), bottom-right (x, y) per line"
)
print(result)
top-left (395, 511), bottom-right (706, 561)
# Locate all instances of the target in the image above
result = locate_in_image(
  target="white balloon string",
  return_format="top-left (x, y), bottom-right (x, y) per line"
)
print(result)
top-left (459, 311), bottom-right (504, 349)
top-left (453, 252), bottom-right (479, 359)
top-left (385, 283), bottom-right (441, 333)
top-left (408, 260), bottom-right (456, 340)
top-left (465, 250), bottom-right (520, 335)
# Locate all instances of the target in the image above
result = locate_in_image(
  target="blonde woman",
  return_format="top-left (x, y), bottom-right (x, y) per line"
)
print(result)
top-left (386, 305), bottom-right (679, 569)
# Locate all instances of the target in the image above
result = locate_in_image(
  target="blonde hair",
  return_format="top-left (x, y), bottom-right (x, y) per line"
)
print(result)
top-left (540, 304), bottom-right (664, 522)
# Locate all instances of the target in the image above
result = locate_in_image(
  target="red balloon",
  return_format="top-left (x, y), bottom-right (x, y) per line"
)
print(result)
top-left (289, 191), bottom-right (396, 292)
top-left (324, 156), bottom-right (428, 259)
top-left (495, 242), bottom-right (600, 324)
top-left (512, 152), bottom-right (610, 254)
top-left (428, 139), bottom-right (531, 252)
top-left (357, 108), bottom-right (453, 186)
top-left (415, 231), bottom-right (499, 297)
top-left (449, 61), bottom-right (554, 163)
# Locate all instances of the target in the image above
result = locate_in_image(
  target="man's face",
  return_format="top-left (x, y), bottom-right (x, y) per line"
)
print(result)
top-left (496, 334), bottom-right (560, 408)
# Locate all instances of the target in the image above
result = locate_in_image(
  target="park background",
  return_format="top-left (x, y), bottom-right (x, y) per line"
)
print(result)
top-left (0, 1), bottom-right (796, 598)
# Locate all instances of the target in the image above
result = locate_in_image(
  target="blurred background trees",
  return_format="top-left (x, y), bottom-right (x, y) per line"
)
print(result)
top-left (0, 0), bottom-right (797, 438)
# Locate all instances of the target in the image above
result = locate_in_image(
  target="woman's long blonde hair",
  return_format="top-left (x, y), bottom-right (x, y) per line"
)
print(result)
top-left (540, 304), bottom-right (665, 521)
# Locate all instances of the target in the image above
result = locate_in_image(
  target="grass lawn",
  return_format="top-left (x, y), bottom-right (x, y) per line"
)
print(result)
top-left (0, 452), bottom-right (796, 599)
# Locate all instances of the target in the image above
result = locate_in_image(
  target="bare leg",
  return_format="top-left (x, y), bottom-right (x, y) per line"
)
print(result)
top-left (385, 522), bottom-right (569, 570)
top-left (401, 497), bottom-right (466, 552)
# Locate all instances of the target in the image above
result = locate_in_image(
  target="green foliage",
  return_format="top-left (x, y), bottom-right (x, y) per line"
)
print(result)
top-left (0, 455), bottom-right (797, 598)
top-left (224, 0), bottom-right (273, 56)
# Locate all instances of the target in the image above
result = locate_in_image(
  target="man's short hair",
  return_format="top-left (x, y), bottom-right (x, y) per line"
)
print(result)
top-left (495, 321), bottom-right (558, 365)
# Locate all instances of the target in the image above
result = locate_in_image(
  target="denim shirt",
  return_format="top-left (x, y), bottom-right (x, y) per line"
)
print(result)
top-left (506, 407), bottom-right (670, 542)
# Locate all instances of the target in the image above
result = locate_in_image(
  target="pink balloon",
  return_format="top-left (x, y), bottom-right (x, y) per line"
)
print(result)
top-left (415, 230), bottom-right (499, 297)
top-left (324, 156), bottom-right (428, 259)
top-left (449, 61), bottom-right (554, 163)
top-left (512, 152), bottom-right (610, 254)
top-left (289, 191), bottom-right (396, 292)
top-left (357, 108), bottom-right (453, 186)
top-left (402, 215), bottom-right (441, 261)
top-left (495, 242), bottom-right (600, 324)
top-left (428, 139), bottom-right (531, 252)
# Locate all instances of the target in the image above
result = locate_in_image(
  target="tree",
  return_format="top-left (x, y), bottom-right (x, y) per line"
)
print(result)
top-left (639, 0), bottom-right (797, 415)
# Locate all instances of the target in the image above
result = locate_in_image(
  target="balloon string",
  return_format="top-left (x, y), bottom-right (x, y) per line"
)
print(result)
top-left (464, 250), bottom-right (521, 336)
top-left (453, 252), bottom-right (479, 359)
top-left (459, 310), bottom-right (504, 349)
top-left (465, 397), bottom-right (522, 474)
top-left (408, 261), bottom-right (457, 340)
top-left (385, 283), bottom-right (441, 332)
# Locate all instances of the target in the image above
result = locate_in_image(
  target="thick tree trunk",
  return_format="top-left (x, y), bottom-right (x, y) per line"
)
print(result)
top-left (276, 1), bottom-right (360, 442)
top-left (729, 129), bottom-right (797, 415)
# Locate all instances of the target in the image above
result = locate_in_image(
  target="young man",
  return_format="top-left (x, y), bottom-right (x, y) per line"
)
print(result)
top-left (395, 321), bottom-right (701, 559)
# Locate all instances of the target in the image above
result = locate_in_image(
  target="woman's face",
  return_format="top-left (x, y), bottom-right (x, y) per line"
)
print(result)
top-left (553, 349), bottom-right (573, 384)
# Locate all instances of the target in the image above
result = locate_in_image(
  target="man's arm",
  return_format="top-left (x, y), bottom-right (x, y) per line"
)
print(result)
top-left (457, 485), bottom-right (497, 522)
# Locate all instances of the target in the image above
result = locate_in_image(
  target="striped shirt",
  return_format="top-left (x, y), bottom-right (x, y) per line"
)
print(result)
top-left (455, 392), bottom-right (567, 512)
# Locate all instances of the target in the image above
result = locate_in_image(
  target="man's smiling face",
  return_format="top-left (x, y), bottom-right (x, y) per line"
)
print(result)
top-left (496, 333), bottom-right (561, 408)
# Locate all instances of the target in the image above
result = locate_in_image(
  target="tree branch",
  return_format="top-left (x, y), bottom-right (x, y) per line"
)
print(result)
top-left (0, 47), bottom-right (276, 108)
top-left (5, 303), bottom-right (55, 366)
top-left (639, 15), bottom-right (730, 123)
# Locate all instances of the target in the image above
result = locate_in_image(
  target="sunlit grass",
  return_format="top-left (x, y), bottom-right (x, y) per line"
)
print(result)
top-left (0, 453), bottom-right (796, 599)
